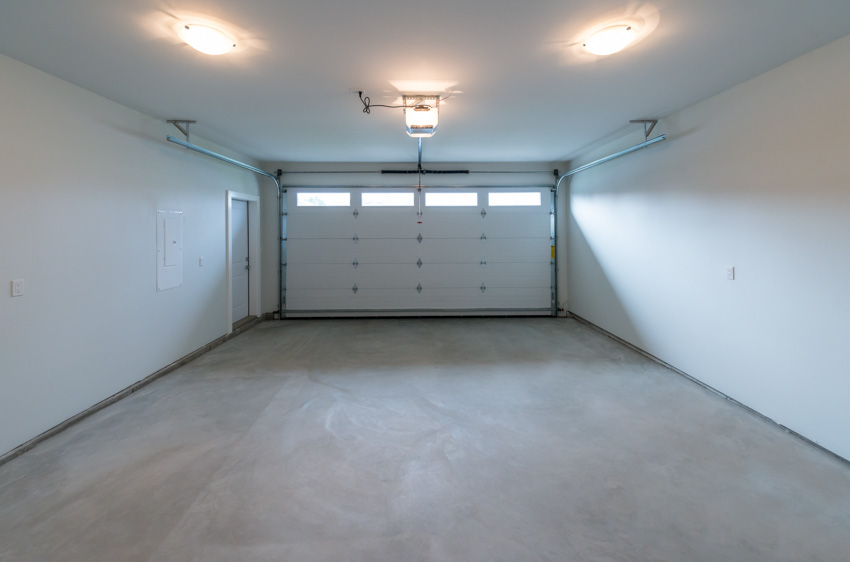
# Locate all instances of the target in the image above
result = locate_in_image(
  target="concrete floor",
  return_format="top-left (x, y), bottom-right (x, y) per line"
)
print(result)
top-left (1, 318), bottom-right (849, 561)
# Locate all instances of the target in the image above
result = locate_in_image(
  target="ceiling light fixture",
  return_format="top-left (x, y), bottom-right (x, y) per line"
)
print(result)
top-left (582, 25), bottom-right (637, 56)
top-left (403, 95), bottom-right (439, 138)
top-left (179, 23), bottom-right (236, 55)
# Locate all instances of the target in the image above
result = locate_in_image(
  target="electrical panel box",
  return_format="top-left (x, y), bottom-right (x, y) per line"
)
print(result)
top-left (157, 210), bottom-right (183, 291)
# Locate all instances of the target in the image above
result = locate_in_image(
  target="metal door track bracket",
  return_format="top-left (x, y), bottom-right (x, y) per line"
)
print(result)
top-left (630, 119), bottom-right (658, 140)
top-left (167, 120), bottom-right (197, 142)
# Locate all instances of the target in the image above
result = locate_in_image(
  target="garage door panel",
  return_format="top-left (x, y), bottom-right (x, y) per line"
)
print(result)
top-left (287, 265), bottom-right (359, 289)
top-left (288, 216), bottom-right (549, 241)
top-left (480, 263), bottom-right (551, 287)
top-left (287, 287), bottom-right (551, 312)
top-left (289, 239), bottom-right (551, 265)
top-left (288, 214), bottom-right (359, 239)
top-left (484, 215), bottom-right (551, 238)
top-left (480, 239), bottom-right (551, 262)
top-left (288, 263), bottom-right (550, 291)
top-left (288, 239), bottom-right (360, 263)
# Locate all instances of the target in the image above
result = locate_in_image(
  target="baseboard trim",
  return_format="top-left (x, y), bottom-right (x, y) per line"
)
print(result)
top-left (0, 316), bottom-right (263, 467)
top-left (568, 312), bottom-right (850, 467)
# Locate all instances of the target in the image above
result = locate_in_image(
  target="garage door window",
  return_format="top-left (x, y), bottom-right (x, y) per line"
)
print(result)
top-left (488, 192), bottom-right (542, 206)
top-left (362, 193), bottom-right (415, 207)
top-left (425, 192), bottom-right (477, 206)
top-left (296, 193), bottom-right (351, 207)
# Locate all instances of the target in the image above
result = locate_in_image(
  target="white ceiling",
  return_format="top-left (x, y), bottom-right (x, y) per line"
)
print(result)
top-left (1, 1), bottom-right (849, 164)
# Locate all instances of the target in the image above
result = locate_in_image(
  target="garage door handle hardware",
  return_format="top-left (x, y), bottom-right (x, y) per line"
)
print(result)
top-left (417, 233), bottom-right (423, 244)
top-left (353, 209), bottom-right (359, 218)
top-left (481, 233), bottom-right (486, 242)
top-left (352, 284), bottom-right (358, 294)
top-left (481, 209), bottom-right (487, 218)
top-left (417, 283), bottom-right (423, 293)
top-left (353, 235), bottom-right (359, 243)
top-left (417, 258), bottom-right (423, 269)
top-left (481, 283), bottom-right (486, 293)
top-left (353, 259), bottom-right (359, 269)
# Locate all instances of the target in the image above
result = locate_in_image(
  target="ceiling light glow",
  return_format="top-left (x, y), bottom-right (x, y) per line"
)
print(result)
top-left (582, 25), bottom-right (637, 56)
top-left (179, 23), bottom-right (236, 55)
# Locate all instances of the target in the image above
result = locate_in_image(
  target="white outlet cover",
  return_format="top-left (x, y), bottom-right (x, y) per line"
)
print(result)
top-left (12, 279), bottom-right (24, 296)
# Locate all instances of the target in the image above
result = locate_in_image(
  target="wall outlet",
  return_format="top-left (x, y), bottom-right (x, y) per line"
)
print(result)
top-left (199, 256), bottom-right (204, 267)
top-left (12, 279), bottom-right (24, 296)
top-left (726, 266), bottom-right (735, 280)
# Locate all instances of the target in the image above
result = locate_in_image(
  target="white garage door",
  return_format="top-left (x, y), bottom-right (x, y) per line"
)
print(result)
top-left (284, 186), bottom-right (554, 316)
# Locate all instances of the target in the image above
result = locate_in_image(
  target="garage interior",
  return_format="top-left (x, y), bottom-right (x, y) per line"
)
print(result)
top-left (1, 1), bottom-right (850, 560)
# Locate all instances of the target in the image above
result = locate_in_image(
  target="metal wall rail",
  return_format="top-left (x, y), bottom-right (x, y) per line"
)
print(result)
top-left (556, 134), bottom-right (667, 191)
top-left (166, 134), bottom-right (284, 319)
top-left (167, 135), bottom-right (278, 182)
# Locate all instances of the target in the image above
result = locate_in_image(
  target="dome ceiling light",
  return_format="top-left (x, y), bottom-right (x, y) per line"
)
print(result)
top-left (178, 23), bottom-right (236, 55)
top-left (582, 24), bottom-right (637, 56)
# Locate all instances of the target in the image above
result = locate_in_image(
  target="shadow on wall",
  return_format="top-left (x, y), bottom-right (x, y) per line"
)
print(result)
top-left (567, 208), bottom-right (642, 349)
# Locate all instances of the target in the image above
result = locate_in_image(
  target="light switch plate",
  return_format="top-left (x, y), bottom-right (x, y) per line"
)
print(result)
top-left (726, 266), bottom-right (735, 280)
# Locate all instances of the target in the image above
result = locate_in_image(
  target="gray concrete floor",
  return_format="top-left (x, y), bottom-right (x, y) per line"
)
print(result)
top-left (1, 318), bottom-right (849, 561)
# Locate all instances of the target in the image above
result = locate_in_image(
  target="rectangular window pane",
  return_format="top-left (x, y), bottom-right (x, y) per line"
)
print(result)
top-left (425, 192), bottom-right (478, 206)
top-left (362, 192), bottom-right (414, 207)
top-left (296, 192), bottom-right (350, 207)
top-left (488, 192), bottom-right (542, 206)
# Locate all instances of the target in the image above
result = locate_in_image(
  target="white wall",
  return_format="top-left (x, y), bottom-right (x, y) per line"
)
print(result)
top-left (0, 54), bottom-right (266, 457)
top-left (567, 34), bottom-right (850, 460)
top-left (259, 161), bottom-right (570, 316)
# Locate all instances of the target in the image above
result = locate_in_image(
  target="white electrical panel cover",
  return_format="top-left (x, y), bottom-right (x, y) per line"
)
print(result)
top-left (157, 210), bottom-right (183, 291)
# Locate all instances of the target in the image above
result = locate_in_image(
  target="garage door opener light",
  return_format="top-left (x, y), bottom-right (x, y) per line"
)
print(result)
top-left (357, 91), bottom-right (442, 138)
top-left (403, 95), bottom-right (439, 138)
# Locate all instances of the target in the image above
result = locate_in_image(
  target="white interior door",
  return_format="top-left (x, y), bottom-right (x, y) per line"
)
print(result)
top-left (231, 199), bottom-right (249, 322)
top-left (286, 187), bottom-right (553, 316)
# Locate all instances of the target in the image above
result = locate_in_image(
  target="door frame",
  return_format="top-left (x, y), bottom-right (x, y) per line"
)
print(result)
top-left (226, 191), bottom-right (261, 333)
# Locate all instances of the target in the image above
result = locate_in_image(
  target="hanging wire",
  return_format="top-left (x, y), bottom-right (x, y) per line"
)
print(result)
top-left (358, 90), bottom-right (452, 114)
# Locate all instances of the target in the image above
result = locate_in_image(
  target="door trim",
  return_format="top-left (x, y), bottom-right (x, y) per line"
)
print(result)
top-left (226, 191), bottom-right (261, 333)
